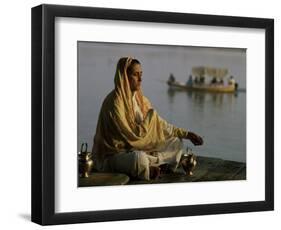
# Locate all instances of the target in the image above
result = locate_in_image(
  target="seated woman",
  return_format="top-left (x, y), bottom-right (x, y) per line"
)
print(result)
top-left (92, 57), bottom-right (203, 181)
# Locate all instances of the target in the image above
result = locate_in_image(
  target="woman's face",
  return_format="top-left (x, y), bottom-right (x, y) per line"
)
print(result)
top-left (128, 64), bottom-right (143, 92)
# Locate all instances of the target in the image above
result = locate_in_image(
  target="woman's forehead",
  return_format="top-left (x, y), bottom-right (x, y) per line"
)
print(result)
top-left (131, 64), bottom-right (142, 72)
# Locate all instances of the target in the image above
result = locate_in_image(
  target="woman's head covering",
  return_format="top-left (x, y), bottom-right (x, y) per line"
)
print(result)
top-left (114, 57), bottom-right (150, 120)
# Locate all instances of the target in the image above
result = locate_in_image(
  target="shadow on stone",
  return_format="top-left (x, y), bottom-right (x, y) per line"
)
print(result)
top-left (78, 156), bottom-right (246, 186)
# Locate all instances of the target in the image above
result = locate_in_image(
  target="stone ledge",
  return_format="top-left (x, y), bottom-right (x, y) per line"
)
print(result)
top-left (79, 172), bottom-right (130, 187)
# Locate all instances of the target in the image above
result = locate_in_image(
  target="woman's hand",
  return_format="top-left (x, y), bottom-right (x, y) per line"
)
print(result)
top-left (186, 132), bottom-right (203, 145)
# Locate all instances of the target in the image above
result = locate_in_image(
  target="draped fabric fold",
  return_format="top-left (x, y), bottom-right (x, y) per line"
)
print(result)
top-left (92, 57), bottom-right (188, 160)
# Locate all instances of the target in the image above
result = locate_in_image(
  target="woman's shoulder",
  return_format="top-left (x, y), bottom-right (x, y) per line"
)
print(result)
top-left (101, 90), bottom-right (122, 113)
top-left (142, 95), bottom-right (153, 109)
top-left (100, 91), bottom-right (114, 109)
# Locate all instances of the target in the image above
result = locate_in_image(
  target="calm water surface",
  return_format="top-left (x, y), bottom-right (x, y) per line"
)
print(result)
top-left (78, 42), bottom-right (246, 163)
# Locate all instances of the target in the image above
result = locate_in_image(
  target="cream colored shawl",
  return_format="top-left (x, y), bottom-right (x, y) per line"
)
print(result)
top-left (92, 57), bottom-right (187, 159)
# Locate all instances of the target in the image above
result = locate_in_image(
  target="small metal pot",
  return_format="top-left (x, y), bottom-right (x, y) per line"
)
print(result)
top-left (78, 143), bottom-right (93, 178)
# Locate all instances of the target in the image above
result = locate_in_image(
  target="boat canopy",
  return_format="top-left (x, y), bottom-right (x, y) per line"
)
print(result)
top-left (192, 66), bottom-right (228, 79)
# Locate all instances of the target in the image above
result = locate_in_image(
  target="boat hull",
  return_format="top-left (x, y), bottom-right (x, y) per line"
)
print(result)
top-left (168, 82), bottom-right (236, 93)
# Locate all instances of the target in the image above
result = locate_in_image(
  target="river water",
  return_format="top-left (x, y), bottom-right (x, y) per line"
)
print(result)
top-left (78, 42), bottom-right (246, 163)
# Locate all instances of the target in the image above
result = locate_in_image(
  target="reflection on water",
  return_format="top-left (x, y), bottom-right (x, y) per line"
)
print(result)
top-left (164, 88), bottom-right (246, 163)
top-left (79, 84), bottom-right (246, 163)
top-left (168, 88), bottom-right (238, 106)
top-left (78, 42), bottom-right (247, 163)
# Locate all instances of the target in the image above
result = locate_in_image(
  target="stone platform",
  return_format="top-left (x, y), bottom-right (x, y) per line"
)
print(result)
top-left (78, 156), bottom-right (246, 187)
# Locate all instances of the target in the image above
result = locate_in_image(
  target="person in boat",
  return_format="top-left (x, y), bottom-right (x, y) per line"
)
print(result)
top-left (219, 78), bottom-right (224, 85)
top-left (168, 73), bottom-right (176, 84)
top-left (228, 75), bottom-right (236, 85)
top-left (92, 57), bottom-right (203, 180)
top-left (186, 75), bottom-right (193, 86)
top-left (211, 77), bottom-right (217, 84)
top-left (199, 75), bottom-right (205, 84)
top-left (194, 76), bottom-right (199, 84)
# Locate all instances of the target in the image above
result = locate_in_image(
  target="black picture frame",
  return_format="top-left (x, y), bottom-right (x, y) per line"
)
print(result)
top-left (31, 4), bottom-right (274, 225)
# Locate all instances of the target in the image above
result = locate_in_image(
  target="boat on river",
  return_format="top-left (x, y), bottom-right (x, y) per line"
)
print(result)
top-left (167, 66), bottom-right (238, 93)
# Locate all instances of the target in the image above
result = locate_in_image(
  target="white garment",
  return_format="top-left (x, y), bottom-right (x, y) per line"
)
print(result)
top-left (103, 137), bottom-right (184, 180)
top-left (132, 92), bottom-right (144, 124)
top-left (95, 93), bottom-right (185, 180)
